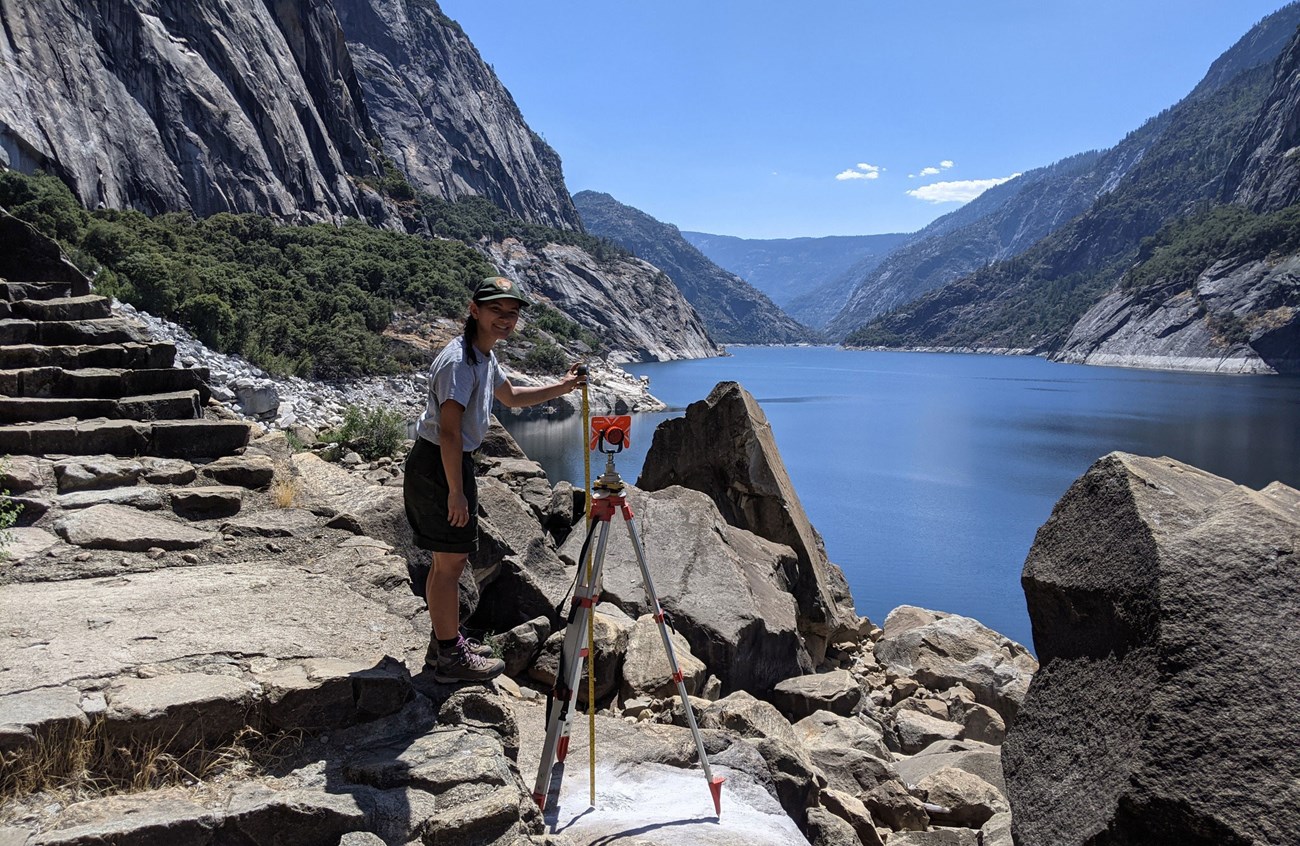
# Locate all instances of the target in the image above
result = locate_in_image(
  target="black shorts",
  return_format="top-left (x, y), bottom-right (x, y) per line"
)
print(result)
top-left (403, 436), bottom-right (478, 554)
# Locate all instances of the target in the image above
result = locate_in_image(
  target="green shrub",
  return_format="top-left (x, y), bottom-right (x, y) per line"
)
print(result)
top-left (0, 169), bottom-right (493, 378)
top-left (522, 341), bottom-right (569, 375)
top-left (422, 194), bottom-right (629, 263)
top-left (336, 405), bottom-right (408, 460)
top-left (0, 459), bottom-right (23, 561)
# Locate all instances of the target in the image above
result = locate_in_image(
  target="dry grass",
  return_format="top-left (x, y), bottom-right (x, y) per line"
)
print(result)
top-left (269, 475), bottom-right (300, 509)
top-left (0, 722), bottom-right (304, 822)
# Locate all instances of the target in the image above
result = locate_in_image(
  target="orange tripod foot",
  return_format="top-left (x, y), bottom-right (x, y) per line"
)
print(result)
top-left (709, 776), bottom-right (725, 816)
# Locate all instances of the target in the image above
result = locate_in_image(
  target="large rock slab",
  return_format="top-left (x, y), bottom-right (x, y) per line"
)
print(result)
top-left (255, 656), bottom-right (412, 731)
top-left (1005, 453), bottom-right (1300, 845)
top-left (53, 458), bottom-right (143, 492)
top-left (170, 485), bottom-right (243, 518)
top-left (771, 669), bottom-right (863, 721)
top-left (700, 690), bottom-right (797, 746)
top-left (56, 487), bottom-right (166, 510)
top-left (0, 686), bottom-right (87, 757)
top-left (791, 711), bottom-right (894, 796)
top-left (470, 475), bottom-right (573, 633)
top-left (26, 787), bottom-right (366, 846)
top-left (895, 740), bottom-right (1006, 796)
top-left (916, 766), bottom-right (1008, 828)
top-left (621, 613), bottom-right (707, 700)
top-left (529, 609), bottom-right (632, 703)
top-left (638, 381), bottom-right (858, 663)
top-left (220, 508), bottom-right (320, 538)
top-left (292, 453), bottom-right (474, 612)
top-left (875, 606), bottom-right (1037, 723)
top-left (199, 454), bottom-right (275, 489)
top-left (559, 484), bottom-right (809, 695)
top-left (4, 527), bottom-right (60, 562)
top-left (0, 455), bottom-right (52, 492)
top-left (103, 672), bottom-right (260, 751)
top-left (0, 562), bottom-right (407, 696)
top-left (54, 503), bottom-right (216, 550)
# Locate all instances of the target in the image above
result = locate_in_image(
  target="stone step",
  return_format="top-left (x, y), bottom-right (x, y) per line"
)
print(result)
top-left (0, 419), bottom-right (150, 457)
top-left (0, 316), bottom-right (142, 346)
top-left (0, 279), bottom-right (74, 302)
top-left (12, 293), bottom-right (112, 321)
top-left (0, 418), bottom-right (251, 458)
top-left (0, 341), bottom-right (176, 370)
top-left (0, 366), bottom-right (211, 403)
top-left (0, 390), bottom-right (201, 424)
top-left (150, 419), bottom-right (253, 458)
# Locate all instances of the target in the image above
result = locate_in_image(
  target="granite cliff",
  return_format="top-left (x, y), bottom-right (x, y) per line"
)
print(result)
top-left (0, 0), bottom-right (381, 221)
top-left (479, 237), bottom-right (720, 363)
top-left (0, 0), bottom-right (577, 229)
top-left (334, 0), bottom-right (580, 229)
top-left (0, 0), bottom-right (721, 366)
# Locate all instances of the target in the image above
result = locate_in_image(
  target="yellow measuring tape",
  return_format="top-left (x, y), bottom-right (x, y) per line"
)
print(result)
top-left (581, 367), bottom-right (596, 806)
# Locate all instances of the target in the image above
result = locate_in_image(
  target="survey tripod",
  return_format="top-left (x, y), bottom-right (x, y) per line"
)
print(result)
top-left (531, 415), bottom-right (724, 816)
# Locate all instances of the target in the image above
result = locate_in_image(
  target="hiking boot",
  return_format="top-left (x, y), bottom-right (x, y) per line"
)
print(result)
top-left (432, 642), bottom-right (506, 684)
top-left (424, 634), bottom-right (494, 671)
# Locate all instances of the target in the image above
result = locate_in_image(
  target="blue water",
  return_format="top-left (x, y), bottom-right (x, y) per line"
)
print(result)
top-left (501, 347), bottom-right (1300, 651)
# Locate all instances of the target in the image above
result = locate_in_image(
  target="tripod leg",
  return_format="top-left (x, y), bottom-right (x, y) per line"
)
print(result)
top-left (532, 518), bottom-right (611, 809)
top-left (622, 515), bottom-right (726, 816)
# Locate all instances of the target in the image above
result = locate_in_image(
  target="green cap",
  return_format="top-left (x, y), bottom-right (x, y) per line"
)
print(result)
top-left (472, 276), bottom-right (532, 307)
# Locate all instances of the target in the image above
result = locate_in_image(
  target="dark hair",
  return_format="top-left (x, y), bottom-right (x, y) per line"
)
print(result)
top-left (462, 314), bottom-right (480, 365)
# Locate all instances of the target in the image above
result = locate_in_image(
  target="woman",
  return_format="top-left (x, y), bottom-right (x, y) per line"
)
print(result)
top-left (405, 276), bottom-right (585, 683)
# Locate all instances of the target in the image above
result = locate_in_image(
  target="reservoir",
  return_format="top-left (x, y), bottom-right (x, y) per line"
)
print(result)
top-left (501, 347), bottom-right (1300, 650)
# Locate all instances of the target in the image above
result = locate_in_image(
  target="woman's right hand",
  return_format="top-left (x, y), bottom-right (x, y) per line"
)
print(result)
top-left (447, 491), bottom-right (470, 527)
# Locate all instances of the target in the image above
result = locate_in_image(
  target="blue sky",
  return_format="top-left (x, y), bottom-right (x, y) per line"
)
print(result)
top-left (439, 1), bottom-right (1293, 239)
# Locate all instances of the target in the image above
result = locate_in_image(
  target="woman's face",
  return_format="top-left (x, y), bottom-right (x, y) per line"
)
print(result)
top-left (471, 299), bottom-right (522, 344)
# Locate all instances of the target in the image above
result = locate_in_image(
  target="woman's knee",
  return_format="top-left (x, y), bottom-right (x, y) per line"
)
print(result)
top-left (433, 552), bottom-right (469, 578)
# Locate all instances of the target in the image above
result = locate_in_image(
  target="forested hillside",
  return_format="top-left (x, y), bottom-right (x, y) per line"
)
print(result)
top-left (0, 170), bottom-right (603, 378)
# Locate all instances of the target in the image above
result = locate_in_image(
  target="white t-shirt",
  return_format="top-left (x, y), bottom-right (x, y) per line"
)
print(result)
top-left (414, 336), bottom-right (507, 452)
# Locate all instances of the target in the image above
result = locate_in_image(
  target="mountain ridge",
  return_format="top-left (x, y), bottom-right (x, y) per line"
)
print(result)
top-left (826, 2), bottom-right (1300, 344)
top-left (574, 191), bottom-right (812, 345)
top-left (842, 3), bottom-right (1300, 374)
top-left (680, 231), bottom-right (910, 317)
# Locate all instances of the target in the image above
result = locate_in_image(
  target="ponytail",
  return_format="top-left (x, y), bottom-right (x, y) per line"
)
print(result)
top-left (462, 314), bottom-right (480, 365)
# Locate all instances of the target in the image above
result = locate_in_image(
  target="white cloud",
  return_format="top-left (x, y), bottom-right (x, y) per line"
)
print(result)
top-left (919, 166), bottom-right (941, 176)
top-left (940, 160), bottom-right (955, 169)
top-left (836, 162), bottom-right (882, 181)
top-left (907, 174), bottom-right (1021, 203)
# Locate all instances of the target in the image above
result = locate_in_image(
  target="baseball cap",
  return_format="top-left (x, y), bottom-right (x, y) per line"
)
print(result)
top-left (472, 276), bottom-right (532, 307)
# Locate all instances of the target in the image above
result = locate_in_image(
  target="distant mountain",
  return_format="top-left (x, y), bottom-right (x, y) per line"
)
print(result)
top-left (828, 3), bottom-right (1300, 344)
top-left (680, 231), bottom-right (909, 327)
top-left (824, 149), bottom-right (1112, 339)
top-left (573, 191), bottom-right (812, 344)
top-left (848, 4), bottom-right (1300, 375)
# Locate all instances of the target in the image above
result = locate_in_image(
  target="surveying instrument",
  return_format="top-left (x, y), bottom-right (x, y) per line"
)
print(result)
top-left (531, 377), bottom-right (724, 817)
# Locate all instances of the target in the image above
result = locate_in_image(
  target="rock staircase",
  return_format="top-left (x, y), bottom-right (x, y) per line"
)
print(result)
top-left (0, 219), bottom-right (252, 460)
